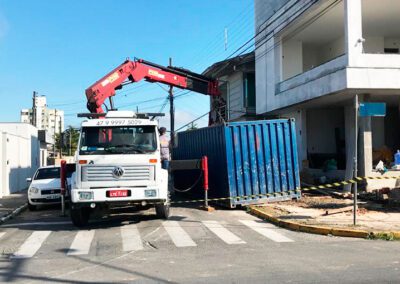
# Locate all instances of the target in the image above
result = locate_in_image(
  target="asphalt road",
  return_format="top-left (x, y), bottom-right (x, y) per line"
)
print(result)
top-left (0, 204), bottom-right (399, 283)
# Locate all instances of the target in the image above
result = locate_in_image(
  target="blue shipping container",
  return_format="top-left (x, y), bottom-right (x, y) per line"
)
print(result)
top-left (173, 119), bottom-right (301, 207)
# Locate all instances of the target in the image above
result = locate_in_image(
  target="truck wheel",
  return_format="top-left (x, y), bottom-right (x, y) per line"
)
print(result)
top-left (70, 207), bottom-right (90, 227)
top-left (155, 203), bottom-right (170, 219)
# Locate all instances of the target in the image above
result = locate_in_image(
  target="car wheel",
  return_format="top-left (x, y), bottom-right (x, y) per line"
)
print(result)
top-left (28, 201), bottom-right (37, 211)
top-left (70, 207), bottom-right (90, 227)
top-left (155, 203), bottom-right (170, 219)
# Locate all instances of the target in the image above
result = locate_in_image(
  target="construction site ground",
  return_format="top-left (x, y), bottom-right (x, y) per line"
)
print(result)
top-left (255, 194), bottom-right (400, 232)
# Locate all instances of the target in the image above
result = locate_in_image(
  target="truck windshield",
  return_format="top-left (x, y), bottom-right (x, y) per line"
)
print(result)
top-left (79, 126), bottom-right (157, 155)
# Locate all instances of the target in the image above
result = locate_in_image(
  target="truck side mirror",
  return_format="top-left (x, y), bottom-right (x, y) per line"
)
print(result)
top-left (26, 177), bottom-right (32, 183)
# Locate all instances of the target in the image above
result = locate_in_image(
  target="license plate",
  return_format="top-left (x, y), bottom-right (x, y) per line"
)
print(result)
top-left (145, 189), bottom-right (157, 197)
top-left (46, 194), bottom-right (60, 200)
top-left (108, 190), bottom-right (128, 197)
top-left (79, 191), bottom-right (94, 200)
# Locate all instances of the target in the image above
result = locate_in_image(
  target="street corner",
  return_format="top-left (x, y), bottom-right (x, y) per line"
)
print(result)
top-left (249, 194), bottom-right (400, 240)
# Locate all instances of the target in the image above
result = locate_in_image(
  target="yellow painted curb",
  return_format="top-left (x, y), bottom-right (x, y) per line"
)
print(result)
top-left (298, 224), bottom-right (332, 235)
top-left (331, 228), bottom-right (369, 238)
top-left (249, 206), bottom-right (400, 240)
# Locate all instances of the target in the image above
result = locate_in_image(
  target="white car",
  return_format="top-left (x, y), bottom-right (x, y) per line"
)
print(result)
top-left (27, 166), bottom-right (70, 210)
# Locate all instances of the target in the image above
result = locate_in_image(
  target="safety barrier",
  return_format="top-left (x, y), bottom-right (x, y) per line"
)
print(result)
top-left (168, 175), bottom-right (400, 205)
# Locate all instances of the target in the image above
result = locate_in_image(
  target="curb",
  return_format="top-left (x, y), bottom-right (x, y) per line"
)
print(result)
top-left (0, 203), bottom-right (28, 225)
top-left (249, 206), bottom-right (400, 240)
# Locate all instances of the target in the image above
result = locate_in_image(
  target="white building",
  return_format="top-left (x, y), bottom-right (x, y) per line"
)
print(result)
top-left (0, 123), bottom-right (40, 197)
top-left (20, 95), bottom-right (64, 137)
top-left (255, 0), bottom-right (400, 190)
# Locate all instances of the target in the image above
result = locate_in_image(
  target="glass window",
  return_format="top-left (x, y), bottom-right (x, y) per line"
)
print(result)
top-left (79, 125), bottom-right (157, 155)
top-left (34, 167), bottom-right (60, 180)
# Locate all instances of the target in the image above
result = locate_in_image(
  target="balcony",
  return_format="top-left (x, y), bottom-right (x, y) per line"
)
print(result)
top-left (276, 55), bottom-right (346, 95)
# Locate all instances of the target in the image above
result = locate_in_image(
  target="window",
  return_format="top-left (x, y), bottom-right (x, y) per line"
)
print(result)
top-left (384, 48), bottom-right (399, 54)
top-left (243, 73), bottom-right (255, 109)
top-left (34, 167), bottom-right (60, 180)
top-left (79, 125), bottom-right (157, 155)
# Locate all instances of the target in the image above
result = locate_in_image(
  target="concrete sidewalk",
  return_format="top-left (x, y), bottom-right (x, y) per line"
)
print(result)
top-left (0, 191), bottom-right (28, 222)
top-left (251, 195), bottom-right (400, 239)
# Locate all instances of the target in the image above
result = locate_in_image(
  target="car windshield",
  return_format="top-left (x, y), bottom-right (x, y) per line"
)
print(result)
top-left (35, 167), bottom-right (60, 180)
top-left (79, 125), bottom-right (157, 155)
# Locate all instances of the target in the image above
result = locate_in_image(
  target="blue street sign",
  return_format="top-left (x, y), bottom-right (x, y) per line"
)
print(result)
top-left (359, 102), bottom-right (386, 117)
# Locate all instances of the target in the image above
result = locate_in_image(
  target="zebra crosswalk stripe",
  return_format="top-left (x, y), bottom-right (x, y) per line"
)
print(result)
top-left (163, 221), bottom-right (197, 247)
top-left (67, 230), bottom-right (95, 256)
top-left (202, 220), bottom-right (246, 245)
top-left (0, 232), bottom-right (5, 239)
top-left (239, 220), bottom-right (294, 243)
top-left (121, 224), bottom-right (143, 252)
top-left (11, 231), bottom-right (51, 259)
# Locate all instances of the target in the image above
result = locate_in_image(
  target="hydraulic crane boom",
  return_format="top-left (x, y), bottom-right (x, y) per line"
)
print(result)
top-left (85, 58), bottom-right (220, 113)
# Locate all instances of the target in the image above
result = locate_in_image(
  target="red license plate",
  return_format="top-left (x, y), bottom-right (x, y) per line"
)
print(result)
top-left (108, 190), bottom-right (129, 197)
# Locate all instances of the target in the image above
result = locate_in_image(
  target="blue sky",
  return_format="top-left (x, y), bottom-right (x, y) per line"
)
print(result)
top-left (0, 0), bottom-right (254, 129)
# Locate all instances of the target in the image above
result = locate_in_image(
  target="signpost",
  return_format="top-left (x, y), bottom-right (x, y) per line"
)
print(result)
top-left (354, 99), bottom-right (386, 225)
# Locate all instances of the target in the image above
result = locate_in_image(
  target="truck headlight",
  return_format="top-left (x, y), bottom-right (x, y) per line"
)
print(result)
top-left (29, 187), bottom-right (39, 194)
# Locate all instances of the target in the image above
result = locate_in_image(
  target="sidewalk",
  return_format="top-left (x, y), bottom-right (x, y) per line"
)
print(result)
top-left (0, 191), bottom-right (28, 222)
top-left (251, 195), bottom-right (400, 239)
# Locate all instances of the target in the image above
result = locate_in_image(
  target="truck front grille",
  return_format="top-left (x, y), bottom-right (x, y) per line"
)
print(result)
top-left (81, 165), bottom-right (154, 182)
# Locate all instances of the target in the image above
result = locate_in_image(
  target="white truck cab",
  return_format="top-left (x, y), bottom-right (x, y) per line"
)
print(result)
top-left (70, 110), bottom-right (169, 227)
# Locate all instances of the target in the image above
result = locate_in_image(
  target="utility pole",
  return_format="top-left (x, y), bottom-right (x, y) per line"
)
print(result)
top-left (32, 91), bottom-right (37, 127)
top-left (353, 95), bottom-right (358, 226)
top-left (53, 109), bottom-right (57, 158)
top-left (59, 113), bottom-right (63, 158)
top-left (169, 57), bottom-right (175, 148)
top-left (69, 127), bottom-right (72, 156)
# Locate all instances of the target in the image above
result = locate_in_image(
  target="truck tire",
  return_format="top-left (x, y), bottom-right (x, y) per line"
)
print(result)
top-left (70, 207), bottom-right (90, 227)
top-left (155, 203), bottom-right (170, 219)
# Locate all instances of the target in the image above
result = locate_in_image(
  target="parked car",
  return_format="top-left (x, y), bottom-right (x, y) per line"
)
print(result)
top-left (26, 166), bottom-right (72, 210)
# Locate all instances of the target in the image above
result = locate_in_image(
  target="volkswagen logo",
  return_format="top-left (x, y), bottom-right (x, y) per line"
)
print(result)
top-left (112, 166), bottom-right (125, 178)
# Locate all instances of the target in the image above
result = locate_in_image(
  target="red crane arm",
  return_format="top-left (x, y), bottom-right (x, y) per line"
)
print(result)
top-left (85, 58), bottom-right (220, 113)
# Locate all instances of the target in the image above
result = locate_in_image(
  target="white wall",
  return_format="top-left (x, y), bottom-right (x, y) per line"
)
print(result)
top-left (227, 72), bottom-right (244, 121)
top-left (372, 117), bottom-right (385, 149)
top-left (307, 108), bottom-right (344, 154)
top-left (319, 36), bottom-right (345, 63)
top-left (384, 38), bottom-right (400, 50)
top-left (255, 0), bottom-right (291, 32)
top-left (282, 39), bottom-right (303, 80)
top-left (0, 123), bottom-right (39, 197)
top-left (364, 37), bottom-right (384, 53)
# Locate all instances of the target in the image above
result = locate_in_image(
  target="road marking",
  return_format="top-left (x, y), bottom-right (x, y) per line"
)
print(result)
top-left (121, 224), bottom-right (143, 251)
top-left (67, 230), bottom-right (95, 256)
top-left (1, 221), bottom-right (72, 228)
top-left (0, 232), bottom-right (5, 239)
top-left (11, 231), bottom-right (51, 259)
top-left (239, 220), bottom-right (294, 242)
top-left (202, 220), bottom-right (246, 245)
top-left (163, 221), bottom-right (196, 247)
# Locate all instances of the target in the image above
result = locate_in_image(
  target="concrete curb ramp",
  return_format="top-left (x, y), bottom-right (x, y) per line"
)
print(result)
top-left (250, 206), bottom-right (400, 240)
top-left (0, 203), bottom-right (28, 225)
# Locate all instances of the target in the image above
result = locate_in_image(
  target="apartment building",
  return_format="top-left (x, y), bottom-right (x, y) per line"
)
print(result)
top-left (20, 95), bottom-right (64, 137)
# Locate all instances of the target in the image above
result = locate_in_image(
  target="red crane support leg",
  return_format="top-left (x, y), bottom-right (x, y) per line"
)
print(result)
top-left (202, 156), bottom-right (209, 208)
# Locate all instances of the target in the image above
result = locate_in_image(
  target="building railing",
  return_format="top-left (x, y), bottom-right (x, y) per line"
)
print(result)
top-left (276, 54), bottom-right (346, 94)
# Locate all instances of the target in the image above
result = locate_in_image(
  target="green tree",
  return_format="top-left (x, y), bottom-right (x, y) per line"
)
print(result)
top-left (187, 122), bottom-right (198, 131)
top-left (55, 126), bottom-right (80, 156)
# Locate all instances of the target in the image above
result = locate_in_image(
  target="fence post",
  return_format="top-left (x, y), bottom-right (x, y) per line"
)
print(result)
top-left (202, 156), bottom-right (209, 208)
top-left (60, 160), bottom-right (66, 216)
